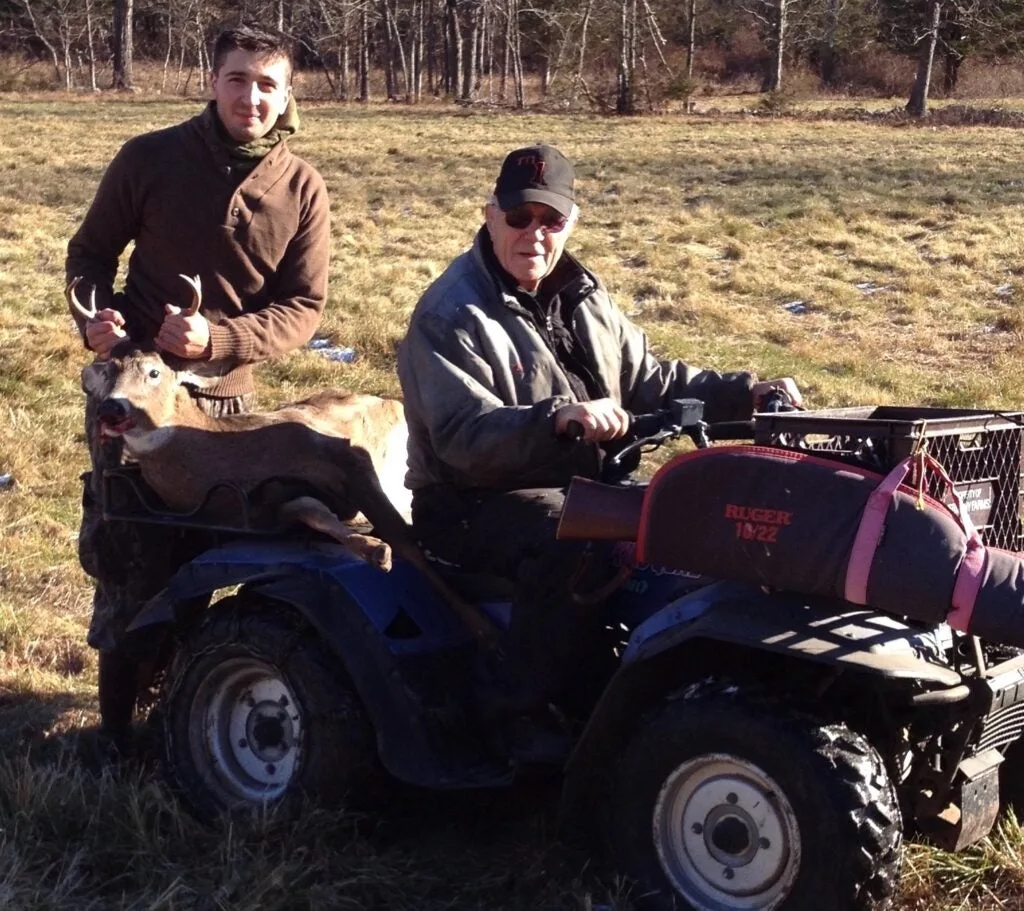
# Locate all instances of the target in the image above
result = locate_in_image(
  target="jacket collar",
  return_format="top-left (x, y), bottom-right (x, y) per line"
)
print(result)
top-left (193, 103), bottom-right (291, 196)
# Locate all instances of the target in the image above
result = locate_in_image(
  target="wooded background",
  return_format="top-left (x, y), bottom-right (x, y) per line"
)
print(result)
top-left (4, 1), bottom-right (1024, 116)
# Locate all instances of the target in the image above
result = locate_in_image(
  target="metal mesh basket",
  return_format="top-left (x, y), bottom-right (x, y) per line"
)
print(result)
top-left (753, 406), bottom-right (1024, 553)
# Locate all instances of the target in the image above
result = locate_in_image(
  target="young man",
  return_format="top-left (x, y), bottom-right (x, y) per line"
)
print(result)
top-left (397, 144), bottom-right (800, 752)
top-left (66, 25), bottom-right (330, 757)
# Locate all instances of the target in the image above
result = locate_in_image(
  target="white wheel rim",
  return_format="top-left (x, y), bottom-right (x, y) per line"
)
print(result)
top-left (653, 753), bottom-right (801, 910)
top-left (190, 657), bottom-right (303, 805)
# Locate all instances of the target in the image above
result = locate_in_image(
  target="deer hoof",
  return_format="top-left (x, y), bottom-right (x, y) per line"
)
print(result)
top-left (372, 543), bottom-right (392, 572)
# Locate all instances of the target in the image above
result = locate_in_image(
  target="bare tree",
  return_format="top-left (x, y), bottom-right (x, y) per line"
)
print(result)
top-left (460, 0), bottom-right (479, 100)
top-left (444, 0), bottom-right (462, 96)
top-left (21, 0), bottom-right (80, 89)
top-left (112, 0), bottom-right (133, 90)
top-left (906, 0), bottom-right (941, 115)
top-left (738, 0), bottom-right (804, 92)
top-left (573, 0), bottom-right (595, 101)
top-left (84, 0), bottom-right (99, 91)
top-left (685, 0), bottom-right (697, 81)
top-left (411, 0), bottom-right (425, 100)
top-left (509, 0), bottom-right (524, 105)
top-left (359, 2), bottom-right (371, 100)
top-left (617, 0), bottom-right (637, 113)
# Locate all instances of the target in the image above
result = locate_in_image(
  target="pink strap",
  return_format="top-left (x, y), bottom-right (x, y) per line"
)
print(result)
top-left (843, 449), bottom-right (989, 630)
top-left (947, 533), bottom-right (987, 632)
top-left (924, 451), bottom-right (989, 632)
top-left (844, 459), bottom-right (913, 605)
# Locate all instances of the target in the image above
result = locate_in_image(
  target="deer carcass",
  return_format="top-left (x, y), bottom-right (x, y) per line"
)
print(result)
top-left (71, 277), bottom-right (495, 645)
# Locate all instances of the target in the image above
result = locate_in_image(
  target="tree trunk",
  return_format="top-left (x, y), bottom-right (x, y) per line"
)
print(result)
top-left (573, 0), bottom-right (594, 102)
top-left (686, 0), bottom-right (697, 80)
top-left (85, 0), bottom-right (99, 92)
top-left (764, 0), bottom-right (787, 92)
top-left (411, 0), bottom-right (423, 101)
top-left (112, 0), bottom-right (134, 91)
top-left (906, 0), bottom-right (941, 116)
top-left (359, 7), bottom-right (371, 102)
top-left (340, 0), bottom-right (351, 100)
top-left (161, 4), bottom-right (172, 94)
top-left (460, 1), bottom-right (478, 101)
top-left (392, 0), bottom-right (412, 101)
top-left (383, 1), bottom-right (397, 100)
top-left (943, 49), bottom-right (963, 95)
top-left (617, 0), bottom-right (637, 114)
top-left (819, 0), bottom-right (840, 86)
top-left (426, 0), bottom-right (438, 95)
top-left (62, 35), bottom-right (73, 90)
top-left (446, 0), bottom-right (463, 98)
top-left (499, 0), bottom-right (510, 102)
top-left (511, 0), bottom-right (524, 107)
top-left (480, 0), bottom-right (493, 99)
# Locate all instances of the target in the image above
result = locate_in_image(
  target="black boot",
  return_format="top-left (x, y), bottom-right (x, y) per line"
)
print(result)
top-left (88, 648), bottom-right (139, 767)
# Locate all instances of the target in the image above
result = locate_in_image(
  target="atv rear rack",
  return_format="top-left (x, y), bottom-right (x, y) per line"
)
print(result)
top-left (101, 464), bottom-right (285, 535)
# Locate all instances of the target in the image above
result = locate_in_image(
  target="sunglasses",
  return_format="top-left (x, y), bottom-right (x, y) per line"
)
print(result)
top-left (502, 206), bottom-right (569, 234)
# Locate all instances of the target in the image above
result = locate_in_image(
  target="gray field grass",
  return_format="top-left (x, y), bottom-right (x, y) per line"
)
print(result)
top-left (2, 95), bottom-right (1024, 908)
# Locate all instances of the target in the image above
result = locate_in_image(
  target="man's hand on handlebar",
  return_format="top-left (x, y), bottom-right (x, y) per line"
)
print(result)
top-left (752, 377), bottom-right (803, 412)
top-left (555, 398), bottom-right (631, 442)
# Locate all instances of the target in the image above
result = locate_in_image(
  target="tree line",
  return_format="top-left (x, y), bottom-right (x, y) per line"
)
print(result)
top-left (3, 0), bottom-right (1024, 115)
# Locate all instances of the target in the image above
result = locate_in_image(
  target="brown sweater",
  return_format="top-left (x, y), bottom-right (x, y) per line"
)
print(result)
top-left (66, 105), bottom-right (331, 398)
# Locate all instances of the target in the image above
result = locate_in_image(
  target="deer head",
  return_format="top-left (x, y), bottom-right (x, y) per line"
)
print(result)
top-left (82, 346), bottom-right (224, 450)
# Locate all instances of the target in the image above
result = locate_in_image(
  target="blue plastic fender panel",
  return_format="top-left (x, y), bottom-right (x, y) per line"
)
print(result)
top-left (140, 538), bottom-right (487, 657)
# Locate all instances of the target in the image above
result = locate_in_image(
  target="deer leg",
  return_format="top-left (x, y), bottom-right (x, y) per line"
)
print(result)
top-left (278, 496), bottom-right (392, 571)
top-left (338, 452), bottom-right (500, 649)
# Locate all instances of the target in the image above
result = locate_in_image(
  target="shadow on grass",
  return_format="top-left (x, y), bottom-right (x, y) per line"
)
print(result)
top-left (0, 684), bottom-right (96, 763)
top-left (0, 684), bottom-right (631, 910)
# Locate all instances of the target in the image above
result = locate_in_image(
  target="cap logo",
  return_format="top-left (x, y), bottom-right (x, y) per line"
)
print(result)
top-left (517, 154), bottom-right (546, 185)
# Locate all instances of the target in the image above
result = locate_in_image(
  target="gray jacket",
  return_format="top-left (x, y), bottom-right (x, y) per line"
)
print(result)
top-left (397, 230), bottom-right (755, 492)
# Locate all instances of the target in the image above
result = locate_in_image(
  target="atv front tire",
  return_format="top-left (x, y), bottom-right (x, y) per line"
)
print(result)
top-left (161, 595), bottom-right (378, 819)
top-left (607, 685), bottom-right (902, 910)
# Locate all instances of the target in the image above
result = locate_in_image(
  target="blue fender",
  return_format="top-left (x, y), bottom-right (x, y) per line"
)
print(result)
top-left (128, 538), bottom-right (513, 788)
top-left (559, 579), bottom-right (963, 837)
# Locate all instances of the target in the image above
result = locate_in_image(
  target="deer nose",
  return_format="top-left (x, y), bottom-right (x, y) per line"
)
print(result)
top-left (96, 399), bottom-right (128, 423)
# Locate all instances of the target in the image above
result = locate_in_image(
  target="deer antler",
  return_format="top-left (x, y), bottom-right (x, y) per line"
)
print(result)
top-left (178, 274), bottom-right (202, 316)
top-left (66, 277), bottom-right (98, 322)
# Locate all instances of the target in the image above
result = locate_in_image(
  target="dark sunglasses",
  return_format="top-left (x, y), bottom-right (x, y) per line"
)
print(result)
top-left (503, 206), bottom-right (569, 234)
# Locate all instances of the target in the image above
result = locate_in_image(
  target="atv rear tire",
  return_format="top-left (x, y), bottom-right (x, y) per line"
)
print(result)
top-left (161, 595), bottom-right (378, 820)
top-left (607, 684), bottom-right (902, 910)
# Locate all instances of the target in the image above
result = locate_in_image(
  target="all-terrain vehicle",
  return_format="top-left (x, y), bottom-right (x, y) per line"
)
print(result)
top-left (108, 400), bottom-right (1024, 911)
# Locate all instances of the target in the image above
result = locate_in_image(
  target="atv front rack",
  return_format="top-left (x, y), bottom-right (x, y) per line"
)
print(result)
top-left (755, 406), bottom-right (1024, 553)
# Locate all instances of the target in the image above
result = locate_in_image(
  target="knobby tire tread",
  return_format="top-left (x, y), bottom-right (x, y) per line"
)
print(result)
top-left (607, 680), bottom-right (902, 910)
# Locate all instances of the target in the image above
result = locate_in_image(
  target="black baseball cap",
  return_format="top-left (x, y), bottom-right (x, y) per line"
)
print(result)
top-left (494, 144), bottom-right (576, 218)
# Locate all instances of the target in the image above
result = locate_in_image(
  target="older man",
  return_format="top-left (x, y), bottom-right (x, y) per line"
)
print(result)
top-left (398, 144), bottom-right (799, 746)
top-left (67, 25), bottom-right (330, 759)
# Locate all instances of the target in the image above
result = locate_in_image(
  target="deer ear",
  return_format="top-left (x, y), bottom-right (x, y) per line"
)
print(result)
top-left (81, 361), bottom-right (109, 397)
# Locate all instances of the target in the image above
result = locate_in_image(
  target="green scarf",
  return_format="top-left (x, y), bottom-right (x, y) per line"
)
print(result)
top-left (209, 96), bottom-right (300, 169)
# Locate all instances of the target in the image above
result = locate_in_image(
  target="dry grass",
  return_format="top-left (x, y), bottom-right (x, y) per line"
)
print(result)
top-left (2, 94), bottom-right (1024, 907)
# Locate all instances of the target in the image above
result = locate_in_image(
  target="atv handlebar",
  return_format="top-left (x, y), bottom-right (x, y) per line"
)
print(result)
top-left (568, 388), bottom-right (798, 485)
